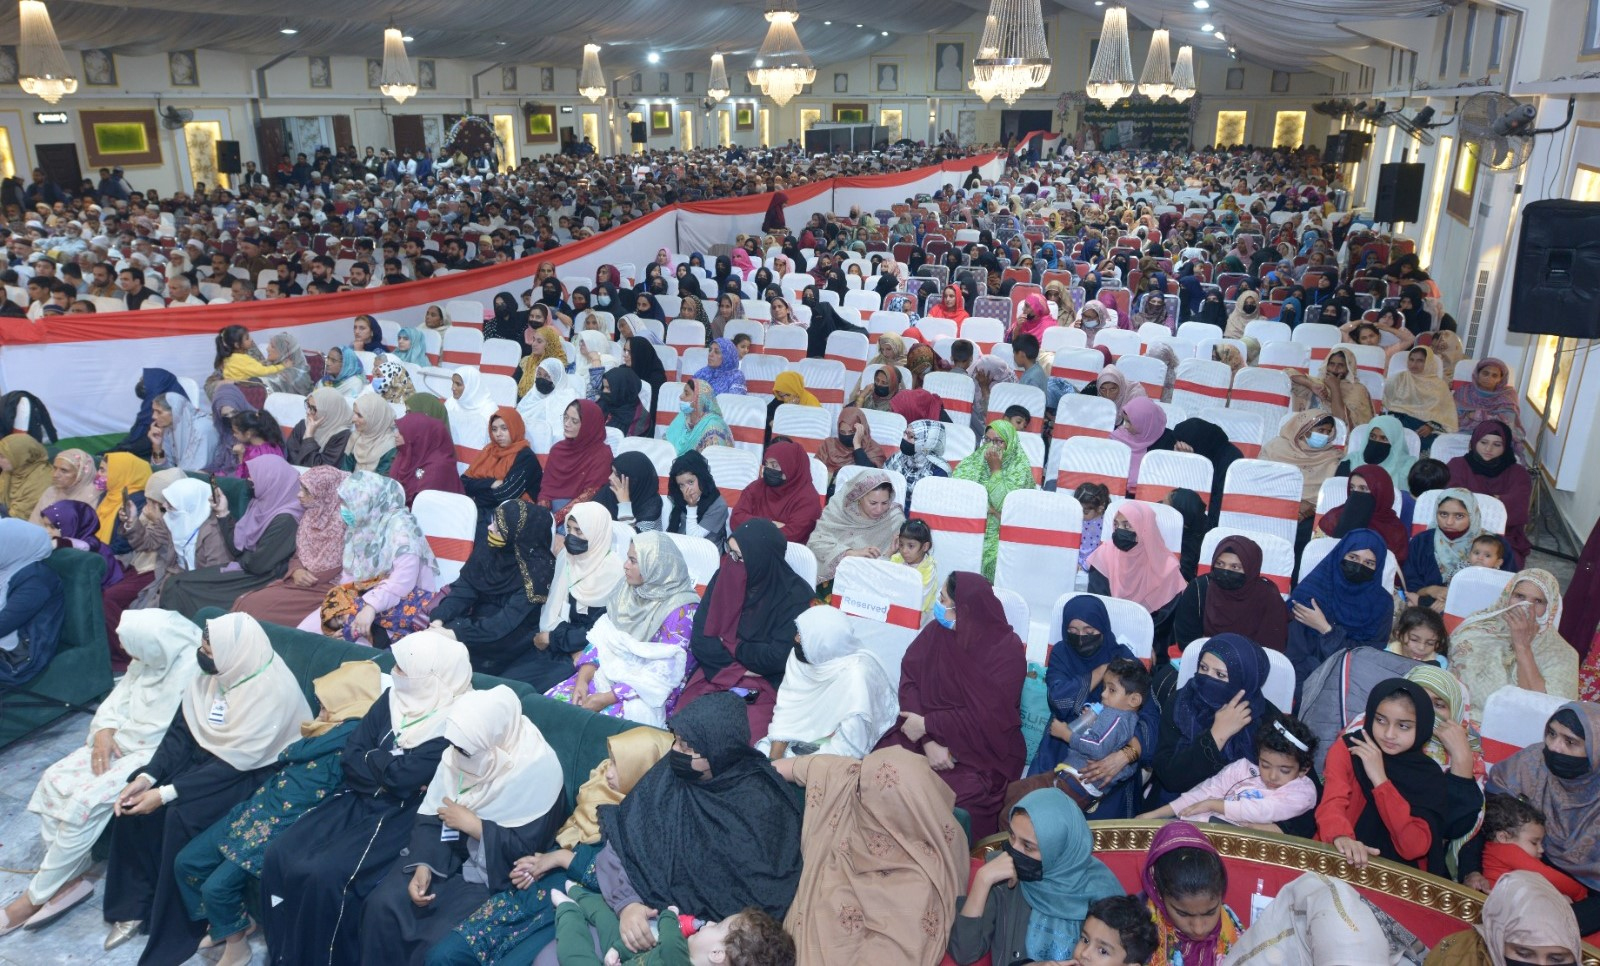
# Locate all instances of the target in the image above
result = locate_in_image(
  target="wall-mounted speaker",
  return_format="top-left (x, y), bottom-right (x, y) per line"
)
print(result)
top-left (1373, 163), bottom-right (1425, 224)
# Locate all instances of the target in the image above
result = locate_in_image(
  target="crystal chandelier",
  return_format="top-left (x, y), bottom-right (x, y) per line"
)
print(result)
top-left (578, 43), bottom-right (606, 101)
top-left (706, 52), bottom-right (730, 101)
top-left (1170, 44), bottom-right (1197, 102)
top-left (746, 1), bottom-right (815, 107)
top-left (379, 25), bottom-right (418, 104)
top-left (971, 0), bottom-right (1051, 106)
top-left (17, 0), bottom-right (75, 104)
top-left (969, 73), bottom-right (998, 103)
top-left (1137, 27), bottom-right (1174, 100)
top-left (1085, 4), bottom-right (1135, 108)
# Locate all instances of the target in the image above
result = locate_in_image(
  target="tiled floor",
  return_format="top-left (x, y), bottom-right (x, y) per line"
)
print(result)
top-left (0, 715), bottom-right (265, 965)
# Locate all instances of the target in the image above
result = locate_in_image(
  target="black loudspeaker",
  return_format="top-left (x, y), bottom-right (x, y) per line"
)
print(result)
top-left (630, 120), bottom-right (647, 144)
top-left (1373, 163), bottom-right (1425, 224)
top-left (1341, 130), bottom-right (1372, 162)
top-left (1508, 200), bottom-right (1600, 338)
top-left (216, 140), bottom-right (242, 174)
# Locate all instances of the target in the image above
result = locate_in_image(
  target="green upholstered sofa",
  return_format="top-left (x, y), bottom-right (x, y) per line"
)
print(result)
top-left (0, 548), bottom-right (117, 749)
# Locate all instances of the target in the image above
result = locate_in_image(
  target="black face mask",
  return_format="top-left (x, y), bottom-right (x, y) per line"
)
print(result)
top-left (1111, 528), bottom-right (1138, 552)
top-left (195, 649), bottom-right (218, 675)
top-left (1065, 630), bottom-right (1103, 657)
top-left (1363, 440), bottom-right (1391, 465)
top-left (564, 534), bottom-right (589, 556)
top-left (763, 467), bottom-right (785, 487)
top-left (1212, 568), bottom-right (1248, 591)
top-left (1545, 747), bottom-right (1590, 780)
top-left (667, 749), bottom-right (702, 782)
top-left (1004, 843), bottom-right (1045, 882)
top-left (1340, 559), bottom-right (1376, 583)
top-left (838, 432), bottom-right (854, 446)
top-left (534, 376), bottom-right (554, 396)
top-left (873, 385), bottom-right (891, 397)
top-left (900, 438), bottom-right (917, 457)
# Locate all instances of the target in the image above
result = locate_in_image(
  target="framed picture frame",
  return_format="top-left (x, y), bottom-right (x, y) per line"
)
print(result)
top-left (417, 59), bottom-right (436, 90)
top-left (501, 66), bottom-right (517, 91)
top-left (833, 72), bottom-right (848, 93)
top-left (0, 47), bottom-right (16, 84)
top-left (1271, 70), bottom-right (1291, 93)
top-left (526, 106), bottom-right (557, 143)
top-left (540, 67), bottom-right (555, 92)
top-left (630, 72), bottom-right (643, 93)
top-left (650, 105), bottom-right (673, 135)
top-left (80, 109), bottom-right (162, 167)
top-left (81, 49), bottom-right (116, 86)
top-left (870, 57), bottom-right (901, 92)
top-left (168, 50), bottom-right (198, 87)
top-left (735, 104), bottom-right (755, 131)
top-left (1226, 67), bottom-right (1246, 90)
top-left (931, 39), bottom-right (967, 91)
top-left (658, 71), bottom-right (670, 93)
top-left (684, 72), bottom-right (695, 92)
top-left (832, 102), bottom-right (868, 123)
top-left (308, 55), bottom-right (331, 89)
top-left (366, 58), bottom-right (383, 90)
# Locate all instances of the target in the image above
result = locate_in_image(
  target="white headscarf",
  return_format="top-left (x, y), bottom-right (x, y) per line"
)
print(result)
top-left (446, 366), bottom-right (499, 451)
top-left (419, 685), bottom-right (562, 826)
top-left (542, 501), bottom-right (626, 631)
top-left (764, 605), bottom-right (899, 758)
top-left (350, 393), bottom-right (399, 471)
top-left (182, 613), bottom-right (312, 770)
top-left (1226, 872), bottom-right (1408, 966)
top-left (516, 357), bottom-right (578, 451)
top-left (582, 531), bottom-right (700, 726)
top-left (94, 609), bottom-right (201, 756)
top-left (388, 629), bottom-right (473, 748)
top-left (161, 478), bottom-right (213, 569)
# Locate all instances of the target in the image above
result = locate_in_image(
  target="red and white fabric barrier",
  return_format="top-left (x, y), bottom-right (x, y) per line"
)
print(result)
top-left (0, 153), bottom-right (1004, 437)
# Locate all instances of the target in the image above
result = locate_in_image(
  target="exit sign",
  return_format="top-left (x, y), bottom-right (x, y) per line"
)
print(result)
top-left (32, 112), bottom-right (67, 125)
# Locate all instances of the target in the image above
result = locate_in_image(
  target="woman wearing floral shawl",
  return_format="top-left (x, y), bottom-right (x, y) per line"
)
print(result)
top-left (952, 419), bottom-right (1036, 580)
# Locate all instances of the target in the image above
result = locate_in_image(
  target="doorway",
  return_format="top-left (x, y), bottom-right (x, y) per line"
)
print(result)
top-left (999, 109), bottom-right (1053, 146)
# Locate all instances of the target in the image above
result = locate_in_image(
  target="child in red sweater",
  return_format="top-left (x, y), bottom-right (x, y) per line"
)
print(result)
top-left (1481, 792), bottom-right (1589, 902)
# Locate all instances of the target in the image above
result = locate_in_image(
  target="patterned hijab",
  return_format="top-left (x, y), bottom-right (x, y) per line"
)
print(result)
top-left (608, 530), bottom-right (699, 640)
top-left (885, 418), bottom-right (948, 489)
top-left (293, 465), bottom-right (348, 574)
top-left (337, 471), bottom-right (437, 582)
top-left (374, 362), bottom-right (415, 404)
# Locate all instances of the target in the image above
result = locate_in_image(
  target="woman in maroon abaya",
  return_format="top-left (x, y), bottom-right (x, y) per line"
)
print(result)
top-left (876, 570), bottom-right (1027, 839)
top-left (387, 413), bottom-right (464, 508)
top-left (730, 439), bottom-right (823, 543)
top-left (1446, 419), bottom-right (1533, 565)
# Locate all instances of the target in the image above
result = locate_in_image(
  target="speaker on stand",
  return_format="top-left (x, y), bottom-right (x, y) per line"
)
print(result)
top-left (1373, 163), bottom-right (1425, 225)
top-left (215, 140), bottom-right (242, 175)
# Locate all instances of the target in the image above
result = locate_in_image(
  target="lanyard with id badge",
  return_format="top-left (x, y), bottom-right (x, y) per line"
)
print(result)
top-left (441, 775), bottom-right (477, 841)
top-left (207, 654), bottom-right (275, 728)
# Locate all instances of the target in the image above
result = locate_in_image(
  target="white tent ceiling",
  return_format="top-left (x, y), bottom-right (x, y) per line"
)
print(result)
top-left (0, 0), bottom-right (1451, 79)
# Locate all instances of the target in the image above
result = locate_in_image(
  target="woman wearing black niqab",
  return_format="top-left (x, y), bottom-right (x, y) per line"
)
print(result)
top-left (801, 284), bottom-right (869, 358)
top-left (485, 290), bottom-right (529, 344)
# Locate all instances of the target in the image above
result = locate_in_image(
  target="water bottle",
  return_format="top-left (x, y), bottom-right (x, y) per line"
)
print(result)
top-left (1249, 877), bottom-right (1273, 926)
top-left (1067, 705), bottom-right (1100, 738)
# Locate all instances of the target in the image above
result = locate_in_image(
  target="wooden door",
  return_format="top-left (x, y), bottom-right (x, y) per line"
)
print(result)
top-left (392, 115), bottom-right (425, 155)
top-left (255, 117), bottom-right (287, 169)
top-left (331, 114), bottom-right (353, 152)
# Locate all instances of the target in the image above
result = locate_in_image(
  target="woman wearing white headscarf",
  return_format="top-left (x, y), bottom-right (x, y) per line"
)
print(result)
top-left (345, 393), bottom-right (400, 474)
top-left (262, 629), bottom-right (472, 966)
top-left (285, 386), bottom-right (355, 468)
top-left (1, 610), bottom-right (199, 933)
top-left (148, 391), bottom-right (219, 473)
top-left (360, 685), bottom-right (566, 964)
top-left (545, 530), bottom-right (701, 725)
top-left (516, 357), bottom-right (579, 452)
top-left (534, 501), bottom-right (626, 684)
top-left (1384, 345), bottom-right (1459, 440)
top-left (101, 612), bottom-right (311, 959)
top-left (762, 605), bottom-right (898, 760)
top-left (572, 329), bottom-right (614, 402)
top-left (446, 367), bottom-right (501, 465)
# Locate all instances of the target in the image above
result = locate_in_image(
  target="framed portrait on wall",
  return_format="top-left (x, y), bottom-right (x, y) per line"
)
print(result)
top-left (417, 59), bottom-right (436, 90)
top-left (168, 51), bottom-right (198, 87)
top-left (540, 67), bottom-right (555, 91)
top-left (659, 71), bottom-right (670, 93)
top-left (367, 58), bottom-right (383, 89)
top-left (308, 56), bottom-right (331, 89)
top-left (735, 105), bottom-right (755, 130)
top-left (81, 49), bottom-right (116, 86)
top-left (80, 109), bottom-right (161, 166)
top-left (685, 72), bottom-right (695, 92)
top-left (833, 72), bottom-right (848, 93)
top-left (932, 40), bottom-right (965, 91)
top-left (1226, 67), bottom-right (1245, 90)
top-left (0, 47), bottom-right (16, 84)
top-left (501, 66), bottom-right (517, 91)
top-left (650, 106), bottom-right (673, 134)
top-left (631, 72), bottom-right (643, 93)
top-left (1271, 70), bottom-right (1291, 93)
top-left (870, 58), bottom-right (900, 92)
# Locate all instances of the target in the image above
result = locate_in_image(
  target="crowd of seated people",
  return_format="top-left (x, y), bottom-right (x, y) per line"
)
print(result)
top-left (0, 142), bottom-right (1596, 966)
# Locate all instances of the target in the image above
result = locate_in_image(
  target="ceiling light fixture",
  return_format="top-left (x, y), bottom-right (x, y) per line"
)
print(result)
top-left (279, 21), bottom-right (298, 35)
top-left (747, 0), bottom-right (816, 106)
top-left (881, 30), bottom-right (889, 36)
top-left (1201, 22), bottom-right (1214, 31)
top-left (647, 51), bottom-right (660, 64)
top-left (378, 24), bottom-right (418, 103)
top-left (1213, 30), bottom-right (1226, 40)
top-left (17, 0), bottom-right (75, 104)
top-left (1193, 0), bottom-right (1208, 7)
top-left (1136, 26), bottom-right (1174, 100)
top-left (1085, 4), bottom-right (1134, 107)
top-left (1170, 44), bottom-right (1196, 102)
top-left (973, 0), bottom-right (1051, 106)
top-left (578, 42), bottom-right (607, 101)
top-left (706, 52), bottom-right (731, 100)
top-left (401, 35), bottom-right (414, 42)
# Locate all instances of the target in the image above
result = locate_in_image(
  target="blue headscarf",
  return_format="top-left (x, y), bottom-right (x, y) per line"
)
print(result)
top-left (693, 337), bottom-right (747, 395)
top-left (353, 317), bottom-right (388, 353)
top-left (1011, 788), bottom-right (1124, 961)
top-left (1173, 633), bottom-right (1270, 762)
top-left (1046, 596), bottom-right (1127, 718)
top-left (324, 344), bottom-right (363, 385)
top-left (392, 326), bottom-right (431, 366)
top-left (1288, 528), bottom-right (1394, 642)
top-left (128, 367), bottom-right (185, 443)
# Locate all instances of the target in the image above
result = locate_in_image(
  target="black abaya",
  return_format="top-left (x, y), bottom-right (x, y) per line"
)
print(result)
top-left (102, 711), bottom-right (276, 966)
top-left (261, 699), bottom-right (450, 966)
top-left (358, 806), bottom-right (567, 966)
